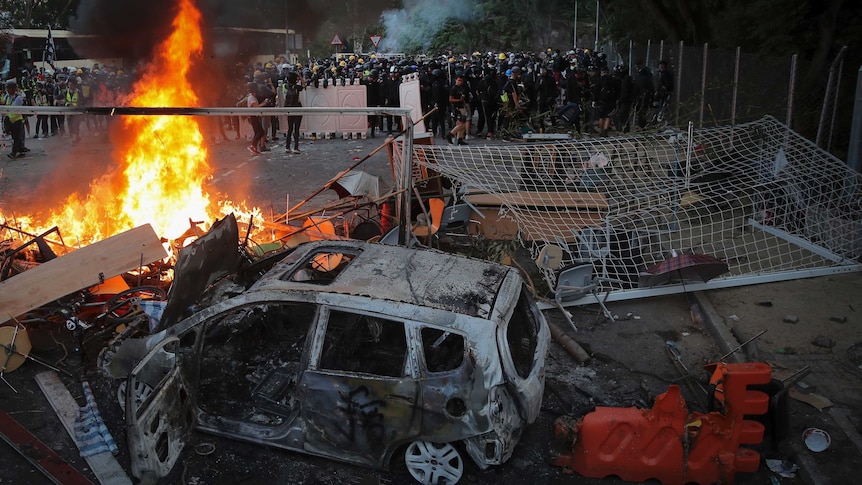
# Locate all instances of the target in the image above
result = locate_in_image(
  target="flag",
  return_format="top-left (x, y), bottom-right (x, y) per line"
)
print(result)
top-left (45, 26), bottom-right (56, 70)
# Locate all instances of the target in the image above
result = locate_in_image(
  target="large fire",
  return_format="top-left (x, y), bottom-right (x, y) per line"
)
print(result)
top-left (1, 0), bottom-right (259, 246)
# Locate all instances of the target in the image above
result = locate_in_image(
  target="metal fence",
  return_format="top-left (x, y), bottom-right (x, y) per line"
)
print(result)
top-left (602, 40), bottom-right (854, 160)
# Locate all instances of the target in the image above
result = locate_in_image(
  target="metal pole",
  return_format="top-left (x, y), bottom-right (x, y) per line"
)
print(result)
top-left (828, 56), bottom-right (845, 152)
top-left (730, 46), bottom-right (740, 149)
top-left (659, 40), bottom-right (664, 66)
top-left (731, 46), bottom-right (740, 127)
top-left (646, 39), bottom-right (651, 67)
top-left (574, 1), bottom-right (578, 50)
top-left (786, 54), bottom-right (797, 134)
top-left (674, 40), bottom-right (683, 127)
top-left (594, 0), bottom-right (599, 52)
top-left (628, 39), bottom-right (633, 75)
top-left (699, 43), bottom-right (708, 128)
top-left (816, 46), bottom-right (847, 148)
top-left (849, 64), bottom-right (862, 172)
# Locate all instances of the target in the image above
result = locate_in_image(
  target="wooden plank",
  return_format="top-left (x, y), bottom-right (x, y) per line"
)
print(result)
top-left (0, 224), bottom-right (167, 325)
top-left (464, 191), bottom-right (609, 210)
top-left (34, 371), bottom-right (132, 485)
top-left (470, 207), bottom-right (604, 242)
top-left (0, 409), bottom-right (96, 485)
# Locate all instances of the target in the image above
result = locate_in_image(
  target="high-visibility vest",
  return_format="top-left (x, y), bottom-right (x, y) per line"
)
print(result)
top-left (66, 89), bottom-right (79, 107)
top-left (3, 93), bottom-right (23, 123)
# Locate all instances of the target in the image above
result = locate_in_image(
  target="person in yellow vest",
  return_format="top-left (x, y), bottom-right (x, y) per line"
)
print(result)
top-left (65, 77), bottom-right (82, 143)
top-left (3, 79), bottom-right (28, 159)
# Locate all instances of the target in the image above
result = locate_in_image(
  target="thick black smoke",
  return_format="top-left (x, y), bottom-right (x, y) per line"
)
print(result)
top-left (68, 0), bottom-right (399, 62)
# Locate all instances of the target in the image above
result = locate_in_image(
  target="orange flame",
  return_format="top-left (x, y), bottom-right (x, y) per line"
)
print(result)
top-left (0, 0), bottom-right (260, 246)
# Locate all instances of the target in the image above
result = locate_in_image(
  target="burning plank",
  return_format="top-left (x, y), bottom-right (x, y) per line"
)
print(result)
top-left (0, 224), bottom-right (167, 326)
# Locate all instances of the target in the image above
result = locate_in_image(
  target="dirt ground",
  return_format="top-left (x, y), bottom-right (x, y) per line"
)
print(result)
top-left (2, 126), bottom-right (861, 484)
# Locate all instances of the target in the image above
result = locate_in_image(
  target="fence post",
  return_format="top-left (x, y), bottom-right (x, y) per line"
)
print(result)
top-left (699, 43), bottom-right (708, 128)
top-left (731, 46), bottom-right (740, 126)
top-left (828, 54), bottom-right (846, 153)
top-left (646, 39), bottom-right (651, 67)
top-left (849, 64), bottom-right (862, 172)
top-left (674, 40), bottom-right (683, 127)
top-left (816, 46), bottom-right (847, 148)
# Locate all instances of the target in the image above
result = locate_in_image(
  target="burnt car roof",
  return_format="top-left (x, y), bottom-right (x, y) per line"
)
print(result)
top-left (252, 240), bottom-right (513, 318)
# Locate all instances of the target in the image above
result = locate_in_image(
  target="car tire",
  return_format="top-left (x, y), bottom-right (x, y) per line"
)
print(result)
top-left (404, 440), bottom-right (464, 485)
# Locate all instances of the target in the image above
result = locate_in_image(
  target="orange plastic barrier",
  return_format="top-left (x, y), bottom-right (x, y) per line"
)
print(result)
top-left (554, 362), bottom-right (771, 485)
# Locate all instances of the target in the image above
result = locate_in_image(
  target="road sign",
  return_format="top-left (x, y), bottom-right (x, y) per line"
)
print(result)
top-left (369, 35), bottom-right (382, 48)
top-left (330, 34), bottom-right (343, 46)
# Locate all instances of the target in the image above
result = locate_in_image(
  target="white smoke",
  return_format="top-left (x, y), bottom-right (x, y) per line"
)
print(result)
top-left (379, 0), bottom-right (475, 53)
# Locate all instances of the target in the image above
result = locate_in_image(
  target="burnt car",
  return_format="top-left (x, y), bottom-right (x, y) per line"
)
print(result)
top-left (114, 239), bottom-right (549, 484)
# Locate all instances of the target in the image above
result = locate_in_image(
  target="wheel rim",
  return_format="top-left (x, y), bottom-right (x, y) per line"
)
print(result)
top-left (404, 441), bottom-right (463, 485)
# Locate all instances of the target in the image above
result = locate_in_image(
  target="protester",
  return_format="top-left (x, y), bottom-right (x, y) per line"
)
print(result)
top-left (281, 70), bottom-right (304, 154)
top-left (3, 79), bottom-right (28, 159)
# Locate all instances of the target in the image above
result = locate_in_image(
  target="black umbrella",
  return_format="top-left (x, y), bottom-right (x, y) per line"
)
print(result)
top-left (643, 251), bottom-right (729, 287)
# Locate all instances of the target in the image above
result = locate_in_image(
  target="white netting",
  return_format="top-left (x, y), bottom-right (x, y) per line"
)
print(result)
top-left (411, 116), bottom-right (862, 299)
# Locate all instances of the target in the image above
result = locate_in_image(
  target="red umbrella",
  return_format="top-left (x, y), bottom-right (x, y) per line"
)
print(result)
top-left (643, 251), bottom-right (729, 287)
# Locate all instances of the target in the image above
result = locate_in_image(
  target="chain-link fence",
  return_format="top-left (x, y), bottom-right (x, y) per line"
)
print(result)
top-left (602, 40), bottom-right (855, 160)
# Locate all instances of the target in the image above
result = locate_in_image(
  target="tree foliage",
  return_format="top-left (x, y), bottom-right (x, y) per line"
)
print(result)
top-left (2, 0), bottom-right (78, 29)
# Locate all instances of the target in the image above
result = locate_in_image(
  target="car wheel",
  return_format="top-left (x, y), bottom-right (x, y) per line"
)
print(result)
top-left (404, 440), bottom-right (464, 485)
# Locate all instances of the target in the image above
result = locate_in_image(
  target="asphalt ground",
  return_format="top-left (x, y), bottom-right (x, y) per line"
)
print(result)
top-left (1, 121), bottom-right (861, 484)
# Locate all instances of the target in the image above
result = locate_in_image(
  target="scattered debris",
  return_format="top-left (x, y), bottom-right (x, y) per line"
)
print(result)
top-left (829, 316), bottom-right (847, 323)
top-left (757, 301), bottom-right (774, 307)
top-left (783, 315), bottom-right (799, 324)
top-left (35, 371), bottom-right (132, 484)
top-left (548, 319), bottom-right (590, 364)
top-left (728, 314), bottom-right (740, 321)
top-left (812, 336), bottom-right (835, 348)
top-left (802, 427), bottom-right (831, 452)
top-left (766, 458), bottom-right (798, 477)
top-left (788, 387), bottom-right (834, 411)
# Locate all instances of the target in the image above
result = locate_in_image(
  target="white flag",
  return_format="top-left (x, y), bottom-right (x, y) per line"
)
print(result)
top-left (46, 26), bottom-right (56, 69)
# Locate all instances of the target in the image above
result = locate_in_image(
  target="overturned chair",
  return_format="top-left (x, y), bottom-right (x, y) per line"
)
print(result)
top-left (536, 244), bottom-right (620, 330)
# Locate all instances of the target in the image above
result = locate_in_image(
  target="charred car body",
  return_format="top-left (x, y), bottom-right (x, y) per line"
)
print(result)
top-left (108, 239), bottom-right (550, 484)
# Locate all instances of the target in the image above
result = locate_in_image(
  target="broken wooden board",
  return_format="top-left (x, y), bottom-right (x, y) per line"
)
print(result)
top-left (469, 207), bottom-right (604, 241)
top-left (463, 191), bottom-right (609, 210)
top-left (35, 371), bottom-right (132, 485)
top-left (0, 409), bottom-right (96, 485)
top-left (0, 224), bottom-right (167, 326)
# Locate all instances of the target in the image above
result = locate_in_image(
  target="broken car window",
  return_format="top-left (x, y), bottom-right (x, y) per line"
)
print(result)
top-left (421, 327), bottom-right (465, 373)
top-left (506, 287), bottom-right (540, 379)
top-left (319, 310), bottom-right (408, 378)
top-left (285, 249), bottom-right (359, 284)
top-left (197, 302), bottom-right (317, 421)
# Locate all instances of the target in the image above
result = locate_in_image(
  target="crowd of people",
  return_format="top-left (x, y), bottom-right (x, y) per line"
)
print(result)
top-left (230, 47), bottom-right (676, 152)
top-left (3, 47), bottom-right (676, 159)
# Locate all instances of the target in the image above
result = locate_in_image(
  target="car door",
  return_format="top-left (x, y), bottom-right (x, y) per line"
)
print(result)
top-left (300, 307), bottom-right (420, 467)
top-left (126, 336), bottom-right (195, 483)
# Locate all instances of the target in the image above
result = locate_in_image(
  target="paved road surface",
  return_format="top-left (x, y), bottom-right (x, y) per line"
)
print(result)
top-left (1, 124), bottom-right (860, 484)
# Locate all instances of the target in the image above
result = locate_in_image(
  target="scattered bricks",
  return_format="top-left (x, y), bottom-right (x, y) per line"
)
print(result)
top-left (783, 315), bottom-right (799, 324)
top-left (829, 316), bottom-right (848, 323)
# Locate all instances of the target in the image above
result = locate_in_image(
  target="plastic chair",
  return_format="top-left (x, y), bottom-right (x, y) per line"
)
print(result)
top-left (439, 203), bottom-right (478, 239)
top-left (378, 226), bottom-right (423, 248)
top-left (411, 198), bottom-right (445, 244)
top-left (535, 244), bottom-right (617, 330)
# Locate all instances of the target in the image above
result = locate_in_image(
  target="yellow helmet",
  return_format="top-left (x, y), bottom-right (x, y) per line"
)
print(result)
top-left (337, 53), bottom-right (343, 59)
top-left (331, 66), bottom-right (337, 73)
top-left (349, 55), bottom-right (356, 61)
top-left (312, 65), bottom-right (319, 72)
top-left (498, 53), bottom-right (506, 60)
top-left (296, 63), bottom-right (302, 69)
top-left (358, 58), bottom-right (364, 64)
top-left (339, 60), bottom-right (347, 67)
top-left (265, 62), bottom-right (273, 68)
top-left (370, 54), bottom-right (377, 59)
